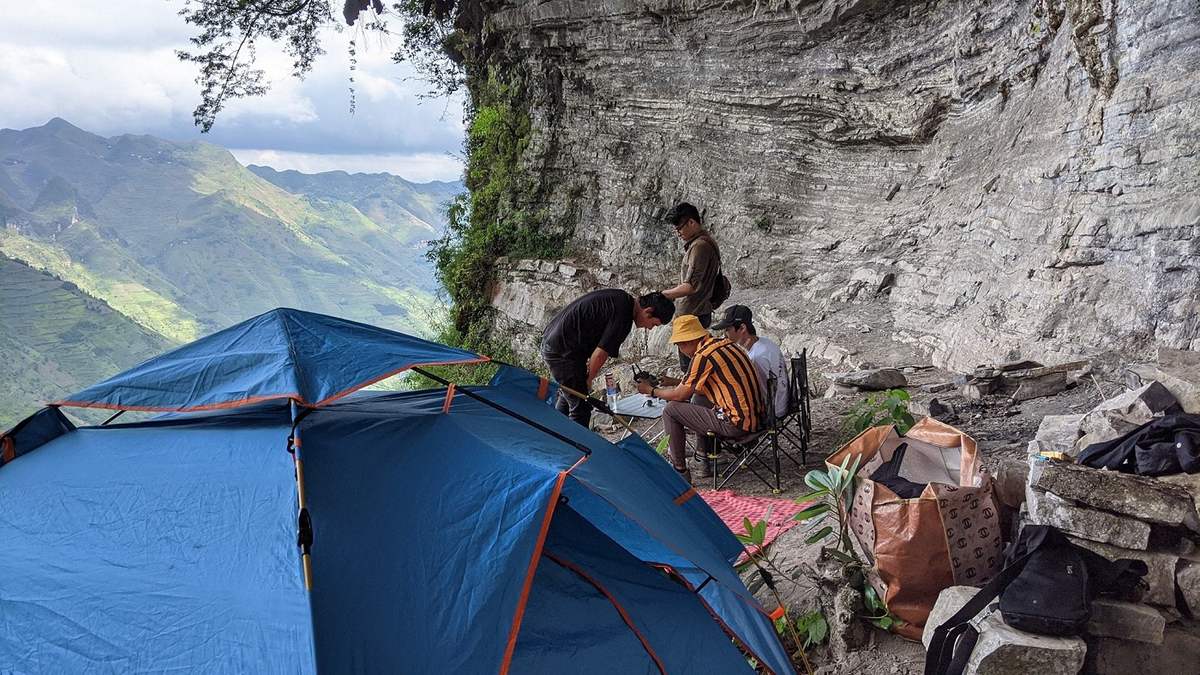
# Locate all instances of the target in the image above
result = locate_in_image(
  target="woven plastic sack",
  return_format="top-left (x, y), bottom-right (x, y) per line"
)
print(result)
top-left (826, 418), bottom-right (1003, 640)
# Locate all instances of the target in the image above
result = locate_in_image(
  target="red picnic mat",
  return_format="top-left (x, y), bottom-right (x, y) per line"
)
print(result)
top-left (698, 489), bottom-right (808, 560)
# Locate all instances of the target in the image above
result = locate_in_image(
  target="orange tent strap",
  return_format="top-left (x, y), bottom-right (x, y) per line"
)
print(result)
top-left (1, 436), bottom-right (14, 463)
top-left (442, 383), bottom-right (457, 413)
top-left (537, 377), bottom-right (550, 401)
top-left (673, 487), bottom-right (698, 505)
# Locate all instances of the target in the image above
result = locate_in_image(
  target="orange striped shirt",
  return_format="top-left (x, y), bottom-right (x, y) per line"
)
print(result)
top-left (682, 336), bottom-right (765, 432)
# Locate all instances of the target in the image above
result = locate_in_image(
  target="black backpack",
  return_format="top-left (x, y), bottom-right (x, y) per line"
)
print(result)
top-left (710, 271), bottom-right (731, 309)
top-left (925, 525), bottom-right (1147, 675)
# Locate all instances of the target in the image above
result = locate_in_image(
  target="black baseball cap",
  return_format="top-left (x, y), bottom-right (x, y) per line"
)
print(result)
top-left (663, 202), bottom-right (702, 227)
top-left (712, 304), bottom-right (753, 330)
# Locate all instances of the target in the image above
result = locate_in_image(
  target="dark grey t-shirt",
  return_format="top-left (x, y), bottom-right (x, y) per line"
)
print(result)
top-left (541, 289), bottom-right (635, 361)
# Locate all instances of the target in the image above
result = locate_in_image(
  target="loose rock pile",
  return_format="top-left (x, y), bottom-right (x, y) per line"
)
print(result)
top-left (926, 356), bottom-right (1200, 674)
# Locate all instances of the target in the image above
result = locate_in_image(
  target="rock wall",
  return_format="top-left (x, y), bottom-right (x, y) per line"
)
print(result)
top-left (476, 0), bottom-right (1200, 370)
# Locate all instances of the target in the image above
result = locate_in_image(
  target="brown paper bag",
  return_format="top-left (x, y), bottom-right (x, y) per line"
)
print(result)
top-left (826, 418), bottom-right (1003, 640)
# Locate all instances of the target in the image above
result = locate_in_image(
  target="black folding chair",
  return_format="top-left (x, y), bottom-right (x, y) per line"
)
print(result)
top-left (777, 349), bottom-right (811, 468)
top-left (702, 374), bottom-right (785, 493)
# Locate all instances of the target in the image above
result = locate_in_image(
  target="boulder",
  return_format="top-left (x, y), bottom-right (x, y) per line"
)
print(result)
top-left (1025, 486), bottom-right (1150, 550)
top-left (1033, 414), bottom-right (1085, 456)
top-left (1011, 372), bottom-right (1070, 402)
top-left (1086, 599), bottom-right (1165, 645)
top-left (1127, 349), bottom-right (1200, 414)
top-left (1085, 623), bottom-right (1200, 675)
top-left (990, 456), bottom-right (1029, 510)
top-left (1028, 461), bottom-right (1199, 529)
top-left (923, 586), bottom-right (1087, 675)
top-left (832, 368), bottom-right (907, 391)
top-left (1178, 560), bottom-right (1200, 616)
top-left (1065, 536), bottom-right (1179, 606)
top-left (1074, 382), bottom-right (1180, 453)
top-left (1158, 472), bottom-right (1200, 525)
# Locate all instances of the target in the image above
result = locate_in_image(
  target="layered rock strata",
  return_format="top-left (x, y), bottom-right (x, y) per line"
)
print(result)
top-left (474, 0), bottom-right (1200, 369)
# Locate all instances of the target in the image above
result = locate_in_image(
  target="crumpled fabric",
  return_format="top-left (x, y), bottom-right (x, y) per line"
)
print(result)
top-left (1078, 413), bottom-right (1200, 476)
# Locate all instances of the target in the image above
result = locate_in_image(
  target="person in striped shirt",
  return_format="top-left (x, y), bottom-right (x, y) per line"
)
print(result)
top-left (635, 314), bottom-right (765, 481)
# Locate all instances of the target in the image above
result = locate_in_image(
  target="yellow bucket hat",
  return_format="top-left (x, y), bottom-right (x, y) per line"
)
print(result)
top-left (669, 315), bottom-right (709, 344)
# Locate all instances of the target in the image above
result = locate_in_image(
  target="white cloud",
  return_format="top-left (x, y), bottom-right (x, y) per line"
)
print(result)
top-left (0, 1), bottom-right (465, 165)
top-left (231, 148), bottom-right (464, 183)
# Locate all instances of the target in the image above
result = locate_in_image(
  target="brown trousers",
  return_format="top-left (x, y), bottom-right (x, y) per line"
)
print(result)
top-left (662, 400), bottom-right (752, 469)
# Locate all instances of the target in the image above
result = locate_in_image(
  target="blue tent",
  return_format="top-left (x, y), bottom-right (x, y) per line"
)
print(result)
top-left (0, 309), bottom-right (795, 674)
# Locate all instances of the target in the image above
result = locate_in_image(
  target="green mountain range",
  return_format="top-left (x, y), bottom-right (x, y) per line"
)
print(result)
top-left (0, 118), bottom-right (460, 426)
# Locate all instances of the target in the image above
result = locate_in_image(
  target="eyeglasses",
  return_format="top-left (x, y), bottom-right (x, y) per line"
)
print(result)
top-left (673, 220), bottom-right (687, 231)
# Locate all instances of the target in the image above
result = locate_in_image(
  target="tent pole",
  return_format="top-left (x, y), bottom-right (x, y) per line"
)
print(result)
top-left (551, 382), bottom-right (639, 437)
top-left (412, 367), bottom-right (591, 458)
top-left (289, 401), bottom-right (314, 591)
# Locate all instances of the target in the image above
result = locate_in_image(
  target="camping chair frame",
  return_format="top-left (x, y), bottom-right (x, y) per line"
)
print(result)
top-left (701, 374), bottom-right (786, 494)
top-left (777, 349), bottom-right (812, 467)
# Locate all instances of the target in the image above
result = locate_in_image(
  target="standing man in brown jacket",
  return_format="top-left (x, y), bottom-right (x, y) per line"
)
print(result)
top-left (660, 202), bottom-right (723, 371)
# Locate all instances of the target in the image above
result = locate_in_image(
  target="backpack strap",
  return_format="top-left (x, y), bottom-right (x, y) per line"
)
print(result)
top-left (924, 540), bottom-right (1043, 675)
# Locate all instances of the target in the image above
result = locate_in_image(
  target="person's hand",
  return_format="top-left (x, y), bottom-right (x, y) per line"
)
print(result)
top-left (636, 380), bottom-right (654, 396)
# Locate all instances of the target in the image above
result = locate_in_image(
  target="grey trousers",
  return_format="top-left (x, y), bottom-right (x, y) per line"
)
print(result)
top-left (662, 400), bottom-right (751, 470)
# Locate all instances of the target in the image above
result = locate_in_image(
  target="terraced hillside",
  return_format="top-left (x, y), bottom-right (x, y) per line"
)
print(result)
top-left (249, 165), bottom-right (461, 247)
top-left (0, 118), bottom-right (463, 425)
top-left (0, 255), bottom-right (170, 426)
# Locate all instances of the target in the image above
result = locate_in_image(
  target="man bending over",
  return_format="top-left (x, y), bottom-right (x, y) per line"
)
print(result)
top-left (636, 314), bottom-right (764, 481)
top-left (542, 290), bottom-right (675, 427)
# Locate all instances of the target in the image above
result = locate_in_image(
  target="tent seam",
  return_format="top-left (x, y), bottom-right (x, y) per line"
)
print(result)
top-left (543, 551), bottom-right (667, 675)
top-left (498, 455), bottom-right (587, 674)
top-left (275, 310), bottom-right (306, 404)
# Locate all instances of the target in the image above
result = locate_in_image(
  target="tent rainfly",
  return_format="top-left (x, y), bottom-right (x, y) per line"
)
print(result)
top-left (0, 308), bottom-right (795, 674)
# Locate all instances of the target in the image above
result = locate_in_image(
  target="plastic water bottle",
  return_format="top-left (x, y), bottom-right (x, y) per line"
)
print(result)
top-left (604, 373), bottom-right (618, 409)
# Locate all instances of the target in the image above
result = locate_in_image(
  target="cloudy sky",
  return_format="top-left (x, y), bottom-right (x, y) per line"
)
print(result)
top-left (0, 2), bottom-right (466, 182)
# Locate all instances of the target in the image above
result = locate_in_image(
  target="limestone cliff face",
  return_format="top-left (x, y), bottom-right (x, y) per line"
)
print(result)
top-left (471, 0), bottom-right (1200, 370)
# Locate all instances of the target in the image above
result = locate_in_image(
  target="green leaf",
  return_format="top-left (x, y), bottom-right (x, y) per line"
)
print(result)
top-left (796, 503), bottom-right (830, 521)
top-left (797, 489), bottom-right (828, 503)
top-left (807, 614), bottom-right (828, 646)
top-left (826, 548), bottom-right (855, 564)
top-left (804, 471), bottom-right (831, 492)
top-left (864, 585), bottom-right (882, 610)
top-left (805, 526), bottom-right (833, 544)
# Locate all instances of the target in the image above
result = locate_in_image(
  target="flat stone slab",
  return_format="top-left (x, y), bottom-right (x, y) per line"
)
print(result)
top-left (1157, 348), bottom-right (1200, 413)
top-left (832, 367), bottom-right (907, 391)
top-left (1033, 414), bottom-right (1084, 456)
top-left (924, 586), bottom-right (1087, 675)
top-left (1087, 598), bottom-right (1165, 645)
top-left (1074, 382), bottom-right (1179, 453)
top-left (1029, 460), bottom-right (1198, 529)
top-left (1157, 472), bottom-right (1200, 525)
top-left (1177, 560), bottom-right (1200, 617)
top-left (1026, 486), bottom-right (1150, 549)
top-left (1086, 623), bottom-right (1200, 675)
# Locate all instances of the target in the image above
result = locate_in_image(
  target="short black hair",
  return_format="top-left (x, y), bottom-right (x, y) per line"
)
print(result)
top-left (637, 291), bottom-right (675, 323)
top-left (664, 202), bottom-right (702, 227)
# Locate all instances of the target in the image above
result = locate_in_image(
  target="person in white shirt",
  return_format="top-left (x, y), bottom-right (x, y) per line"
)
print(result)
top-left (711, 305), bottom-right (789, 418)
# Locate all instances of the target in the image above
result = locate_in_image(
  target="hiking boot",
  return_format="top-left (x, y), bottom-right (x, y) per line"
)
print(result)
top-left (673, 464), bottom-right (692, 484)
top-left (691, 455), bottom-right (718, 478)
